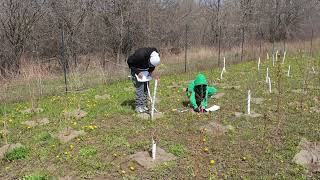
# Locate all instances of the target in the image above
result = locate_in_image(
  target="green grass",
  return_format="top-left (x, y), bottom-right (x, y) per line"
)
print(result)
top-left (0, 53), bottom-right (319, 179)
top-left (4, 147), bottom-right (29, 162)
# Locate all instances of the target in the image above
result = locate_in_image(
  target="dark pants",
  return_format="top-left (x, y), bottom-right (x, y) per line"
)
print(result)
top-left (130, 68), bottom-right (148, 108)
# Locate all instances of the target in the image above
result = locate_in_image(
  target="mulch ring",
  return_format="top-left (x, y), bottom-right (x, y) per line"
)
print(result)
top-left (293, 138), bottom-right (320, 172)
top-left (234, 112), bottom-right (262, 118)
top-left (54, 128), bottom-right (86, 143)
top-left (130, 147), bottom-right (177, 170)
top-left (22, 118), bottom-right (49, 127)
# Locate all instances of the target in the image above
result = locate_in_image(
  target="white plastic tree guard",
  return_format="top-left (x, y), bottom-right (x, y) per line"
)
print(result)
top-left (287, 65), bottom-right (291, 77)
top-left (266, 67), bottom-right (269, 83)
top-left (223, 57), bottom-right (226, 72)
top-left (151, 79), bottom-right (158, 120)
top-left (247, 90), bottom-right (251, 115)
top-left (282, 51), bottom-right (286, 64)
top-left (268, 77), bottom-right (272, 93)
top-left (152, 138), bottom-right (156, 160)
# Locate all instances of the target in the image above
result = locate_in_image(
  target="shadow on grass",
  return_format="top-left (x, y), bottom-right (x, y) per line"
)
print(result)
top-left (182, 101), bottom-right (189, 107)
top-left (121, 99), bottom-right (135, 110)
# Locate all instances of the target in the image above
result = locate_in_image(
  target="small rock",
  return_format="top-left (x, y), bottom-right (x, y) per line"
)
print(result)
top-left (22, 118), bottom-right (49, 127)
top-left (0, 143), bottom-right (23, 159)
top-left (55, 128), bottom-right (86, 143)
top-left (95, 94), bottom-right (110, 100)
top-left (293, 138), bottom-right (320, 172)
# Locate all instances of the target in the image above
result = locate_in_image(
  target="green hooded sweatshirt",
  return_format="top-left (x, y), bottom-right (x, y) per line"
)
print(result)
top-left (187, 74), bottom-right (217, 110)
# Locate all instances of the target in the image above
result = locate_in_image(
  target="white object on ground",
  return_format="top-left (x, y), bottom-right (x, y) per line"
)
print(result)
top-left (258, 57), bottom-right (261, 71)
top-left (206, 105), bottom-right (220, 112)
top-left (287, 65), bottom-right (291, 77)
top-left (136, 71), bottom-right (152, 82)
top-left (268, 77), bottom-right (272, 93)
top-left (151, 79), bottom-right (158, 120)
top-left (272, 53), bottom-right (275, 66)
top-left (152, 139), bottom-right (156, 160)
top-left (247, 90), bottom-right (251, 115)
top-left (266, 67), bottom-right (269, 83)
top-left (267, 53), bottom-right (269, 60)
top-left (312, 67), bottom-right (316, 74)
top-left (223, 57), bottom-right (226, 72)
top-left (282, 51), bottom-right (286, 64)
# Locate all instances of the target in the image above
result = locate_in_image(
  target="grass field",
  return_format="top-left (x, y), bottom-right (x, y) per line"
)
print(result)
top-left (0, 52), bottom-right (319, 179)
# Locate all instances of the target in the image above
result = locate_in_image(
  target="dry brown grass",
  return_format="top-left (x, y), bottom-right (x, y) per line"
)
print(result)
top-left (0, 38), bottom-right (318, 102)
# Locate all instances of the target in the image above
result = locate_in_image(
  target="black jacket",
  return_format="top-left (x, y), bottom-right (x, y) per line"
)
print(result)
top-left (127, 47), bottom-right (159, 73)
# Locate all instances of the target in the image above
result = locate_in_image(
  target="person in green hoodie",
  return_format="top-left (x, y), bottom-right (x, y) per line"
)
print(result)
top-left (186, 74), bottom-right (217, 113)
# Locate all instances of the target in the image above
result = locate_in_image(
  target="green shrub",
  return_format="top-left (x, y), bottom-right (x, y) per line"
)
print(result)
top-left (4, 147), bottom-right (29, 161)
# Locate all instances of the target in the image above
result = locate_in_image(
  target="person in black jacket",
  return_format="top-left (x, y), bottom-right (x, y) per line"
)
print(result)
top-left (127, 47), bottom-right (161, 113)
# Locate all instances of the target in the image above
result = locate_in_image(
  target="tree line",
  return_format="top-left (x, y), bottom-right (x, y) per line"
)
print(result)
top-left (0, 0), bottom-right (319, 77)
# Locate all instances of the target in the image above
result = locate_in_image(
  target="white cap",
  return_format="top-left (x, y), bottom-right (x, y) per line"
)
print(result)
top-left (150, 51), bottom-right (160, 67)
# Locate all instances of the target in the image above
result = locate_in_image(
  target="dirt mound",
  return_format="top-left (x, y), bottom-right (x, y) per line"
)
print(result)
top-left (293, 138), bottom-right (320, 172)
top-left (55, 128), bottom-right (86, 143)
top-left (0, 143), bottom-right (23, 159)
top-left (200, 121), bottom-right (234, 137)
top-left (64, 109), bottom-right (87, 119)
top-left (130, 147), bottom-right (177, 169)
top-left (22, 118), bottom-right (49, 127)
